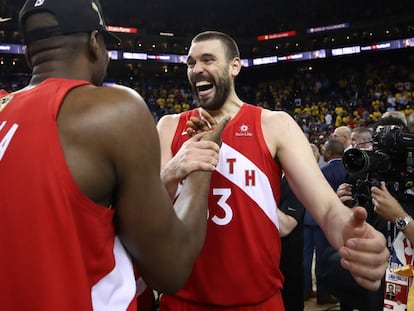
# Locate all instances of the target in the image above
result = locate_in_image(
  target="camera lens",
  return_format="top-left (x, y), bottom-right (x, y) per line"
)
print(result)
top-left (343, 149), bottom-right (371, 173)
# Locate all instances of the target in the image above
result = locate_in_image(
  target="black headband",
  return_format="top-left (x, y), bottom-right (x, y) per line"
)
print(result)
top-left (23, 25), bottom-right (64, 44)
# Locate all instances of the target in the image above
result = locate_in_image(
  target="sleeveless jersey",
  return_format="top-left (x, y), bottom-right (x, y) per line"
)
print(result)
top-left (162, 104), bottom-right (283, 308)
top-left (0, 78), bottom-right (137, 310)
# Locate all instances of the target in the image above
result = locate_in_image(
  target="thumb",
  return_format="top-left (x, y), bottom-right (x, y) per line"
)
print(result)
top-left (343, 206), bottom-right (369, 242)
top-left (202, 116), bottom-right (231, 146)
top-left (350, 206), bottom-right (368, 228)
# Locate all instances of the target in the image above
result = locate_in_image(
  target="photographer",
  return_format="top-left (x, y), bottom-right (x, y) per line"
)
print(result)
top-left (350, 127), bottom-right (373, 150)
top-left (371, 182), bottom-right (414, 310)
top-left (334, 180), bottom-right (414, 311)
top-left (323, 115), bottom-right (414, 311)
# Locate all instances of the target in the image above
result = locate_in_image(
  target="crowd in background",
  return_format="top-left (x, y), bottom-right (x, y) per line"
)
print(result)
top-left (3, 0), bottom-right (411, 57)
top-left (1, 51), bottom-right (414, 150)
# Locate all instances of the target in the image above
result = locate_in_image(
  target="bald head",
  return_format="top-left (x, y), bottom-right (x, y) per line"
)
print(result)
top-left (332, 126), bottom-right (352, 150)
top-left (381, 111), bottom-right (407, 127)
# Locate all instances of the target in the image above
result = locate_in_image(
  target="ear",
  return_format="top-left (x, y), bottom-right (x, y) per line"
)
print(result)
top-left (230, 57), bottom-right (242, 77)
top-left (24, 46), bottom-right (32, 69)
top-left (88, 30), bottom-right (100, 61)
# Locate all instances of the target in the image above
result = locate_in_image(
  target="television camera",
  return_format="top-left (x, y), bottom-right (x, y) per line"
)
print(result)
top-left (342, 125), bottom-right (414, 206)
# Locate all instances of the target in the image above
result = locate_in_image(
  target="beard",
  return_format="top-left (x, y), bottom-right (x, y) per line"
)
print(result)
top-left (191, 70), bottom-right (232, 111)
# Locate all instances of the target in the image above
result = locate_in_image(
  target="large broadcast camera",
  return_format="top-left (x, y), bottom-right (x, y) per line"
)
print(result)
top-left (342, 125), bottom-right (414, 206)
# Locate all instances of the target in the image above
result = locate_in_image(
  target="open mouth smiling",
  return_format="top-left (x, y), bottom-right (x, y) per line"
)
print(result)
top-left (196, 81), bottom-right (214, 93)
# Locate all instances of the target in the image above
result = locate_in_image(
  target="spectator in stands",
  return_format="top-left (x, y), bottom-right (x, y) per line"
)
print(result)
top-left (325, 109), bottom-right (333, 127)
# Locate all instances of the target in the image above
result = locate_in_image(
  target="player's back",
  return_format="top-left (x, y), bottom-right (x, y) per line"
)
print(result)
top-left (0, 78), bottom-right (136, 310)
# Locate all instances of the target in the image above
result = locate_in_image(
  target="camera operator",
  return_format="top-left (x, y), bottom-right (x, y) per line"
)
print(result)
top-left (350, 127), bottom-right (373, 151)
top-left (322, 115), bottom-right (414, 311)
top-left (335, 179), bottom-right (414, 311)
top-left (371, 181), bottom-right (414, 310)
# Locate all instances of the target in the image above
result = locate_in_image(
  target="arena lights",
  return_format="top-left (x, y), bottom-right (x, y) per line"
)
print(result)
top-left (257, 31), bottom-right (297, 41)
top-left (160, 32), bottom-right (175, 37)
top-left (252, 56), bottom-right (278, 66)
top-left (122, 52), bottom-right (147, 60)
top-left (3, 37), bottom-right (414, 67)
top-left (0, 44), bottom-right (24, 55)
top-left (306, 22), bottom-right (350, 34)
top-left (331, 45), bottom-right (361, 56)
top-left (106, 25), bottom-right (138, 34)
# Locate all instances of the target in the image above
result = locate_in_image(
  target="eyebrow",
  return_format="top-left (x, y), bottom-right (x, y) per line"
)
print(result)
top-left (201, 53), bottom-right (216, 59)
top-left (187, 52), bottom-right (216, 62)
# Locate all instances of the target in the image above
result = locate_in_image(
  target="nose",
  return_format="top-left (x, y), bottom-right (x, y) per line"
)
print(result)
top-left (191, 61), bottom-right (204, 74)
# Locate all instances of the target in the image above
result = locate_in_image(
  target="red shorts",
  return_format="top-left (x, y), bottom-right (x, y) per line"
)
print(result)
top-left (159, 291), bottom-right (284, 311)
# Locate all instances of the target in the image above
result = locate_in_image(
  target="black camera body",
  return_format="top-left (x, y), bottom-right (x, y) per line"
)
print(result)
top-left (342, 125), bottom-right (414, 205)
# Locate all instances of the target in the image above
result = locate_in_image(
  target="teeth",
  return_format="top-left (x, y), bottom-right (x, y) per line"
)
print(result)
top-left (196, 81), bottom-right (211, 87)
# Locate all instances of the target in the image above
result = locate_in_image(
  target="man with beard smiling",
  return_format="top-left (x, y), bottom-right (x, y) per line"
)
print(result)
top-left (156, 31), bottom-right (389, 310)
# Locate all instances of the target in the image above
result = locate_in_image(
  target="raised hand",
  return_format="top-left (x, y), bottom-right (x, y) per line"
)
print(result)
top-left (371, 181), bottom-right (405, 222)
top-left (339, 206), bottom-right (389, 290)
top-left (186, 108), bottom-right (219, 137)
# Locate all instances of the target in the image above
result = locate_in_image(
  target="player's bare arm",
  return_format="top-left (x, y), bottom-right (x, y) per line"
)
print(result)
top-left (262, 109), bottom-right (388, 290)
top-left (157, 113), bottom-right (221, 199)
top-left (59, 84), bottom-right (220, 293)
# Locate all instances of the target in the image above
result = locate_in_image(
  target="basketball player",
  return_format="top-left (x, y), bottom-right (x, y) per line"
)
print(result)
top-left (157, 31), bottom-right (389, 310)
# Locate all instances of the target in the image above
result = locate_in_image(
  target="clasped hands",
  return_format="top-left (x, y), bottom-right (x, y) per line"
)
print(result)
top-left (166, 108), bottom-right (229, 182)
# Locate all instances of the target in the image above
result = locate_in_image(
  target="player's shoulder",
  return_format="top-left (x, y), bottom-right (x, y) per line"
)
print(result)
top-left (157, 111), bottom-right (186, 131)
top-left (93, 84), bottom-right (146, 105)
top-left (261, 108), bottom-right (295, 126)
top-left (72, 83), bottom-right (149, 116)
top-left (62, 83), bottom-right (154, 137)
top-left (261, 108), bottom-right (290, 117)
top-left (159, 112), bottom-right (182, 122)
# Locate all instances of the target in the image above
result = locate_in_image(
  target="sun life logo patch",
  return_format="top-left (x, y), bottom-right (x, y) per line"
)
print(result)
top-left (235, 123), bottom-right (253, 137)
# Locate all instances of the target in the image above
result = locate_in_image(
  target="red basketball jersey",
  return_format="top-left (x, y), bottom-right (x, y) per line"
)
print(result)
top-left (0, 79), bottom-right (137, 310)
top-left (162, 104), bottom-right (283, 308)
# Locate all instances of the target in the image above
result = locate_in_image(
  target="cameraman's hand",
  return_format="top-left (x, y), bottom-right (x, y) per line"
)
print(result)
top-left (339, 206), bottom-right (389, 291)
top-left (371, 181), bottom-right (406, 222)
top-left (337, 183), bottom-right (354, 206)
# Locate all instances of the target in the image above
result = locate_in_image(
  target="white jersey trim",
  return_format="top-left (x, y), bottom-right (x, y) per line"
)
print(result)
top-left (216, 143), bottom-right (279, 229)
top-left (91, 236), bottom-right (136, 310)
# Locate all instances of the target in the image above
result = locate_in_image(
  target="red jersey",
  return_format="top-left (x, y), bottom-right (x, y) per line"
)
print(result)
top-left (0, 89), bottom-right (9, 97)
top-left (0, 79), bottom-right (137, 310)
top-left (161, 104), bottom-right (283, 309)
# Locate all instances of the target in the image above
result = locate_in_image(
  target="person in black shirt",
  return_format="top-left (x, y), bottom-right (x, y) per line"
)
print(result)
top-left (279, 143), bottom-right (320, 311)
